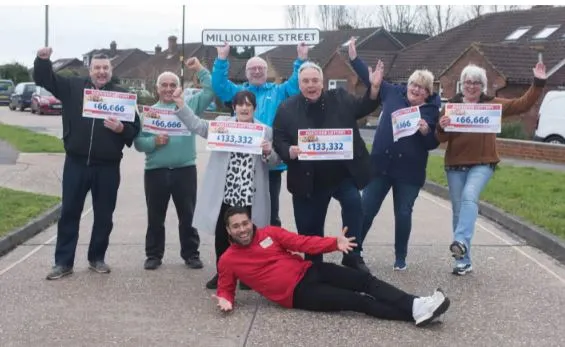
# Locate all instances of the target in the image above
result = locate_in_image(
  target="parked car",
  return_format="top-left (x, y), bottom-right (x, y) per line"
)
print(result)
top-left (8, 82), bottom-right (36, 111)
top-left (183, 87), bottom-right (217, 111)
top-left (30, 87), bottom-right (62, 115)
top-left (0, 79), bottom-right (15, 106)
top-left (534, 90), bottom-right (565, 144)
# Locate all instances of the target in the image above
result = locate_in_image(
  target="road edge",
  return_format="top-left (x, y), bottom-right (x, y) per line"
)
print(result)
top-left (423, 181), bottom-right (565, 266)
top-left (0, 203), bottom-right (61, 257)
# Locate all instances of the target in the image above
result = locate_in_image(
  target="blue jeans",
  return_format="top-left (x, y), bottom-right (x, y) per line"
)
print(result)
top-left (292, 178), bottom-right (363, 262)
top-left (360, 175), bottom-right (421, 261)
top-left (446, 165), bottom-right (494, 266)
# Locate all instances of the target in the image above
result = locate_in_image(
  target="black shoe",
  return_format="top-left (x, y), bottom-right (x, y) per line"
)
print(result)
top-left (449, 241), bottom-right (467, 260)
top-left (88, 261), bottom-right (111, 273)
top-left (144, 258), bottom-right (162, 270)
top-left (46, 265), bottom-right (73, 280)
top-left (342, 253), bottom-right (371, 273)
top-left (239, 282), bottom-right (252, 290)
top-left (206, 274), bottom-right (218, 289)
top-left (185, 256), bottom-right (203, 269)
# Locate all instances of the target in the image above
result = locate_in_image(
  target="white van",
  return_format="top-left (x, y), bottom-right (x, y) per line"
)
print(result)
top-left (534, 90), bottom-right (565, 144)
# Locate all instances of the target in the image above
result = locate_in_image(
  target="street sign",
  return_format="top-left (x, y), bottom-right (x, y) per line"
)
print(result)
top-left (202, 28), bottom-right (320, 46)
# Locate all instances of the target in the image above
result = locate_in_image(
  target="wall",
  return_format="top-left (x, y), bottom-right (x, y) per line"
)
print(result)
top-left (439, 138), bottom-right (565, 164)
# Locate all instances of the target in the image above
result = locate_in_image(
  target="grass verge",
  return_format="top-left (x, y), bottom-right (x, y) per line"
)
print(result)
top-left (0, 187), bottom-right (61, 238)
top-left (366, 144), bottom-right (565, 239)
top-left (0, 123), bottom-right (64, 152)
top-left (426, 155), bottom-right (565, 239)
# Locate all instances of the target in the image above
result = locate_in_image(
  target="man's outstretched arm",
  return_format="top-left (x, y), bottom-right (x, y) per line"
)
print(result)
top-left (267, 226), bottom-right (357, 255)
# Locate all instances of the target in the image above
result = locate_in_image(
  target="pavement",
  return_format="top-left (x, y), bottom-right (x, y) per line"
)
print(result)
top-left (1, 108), bottom-right (565, 347)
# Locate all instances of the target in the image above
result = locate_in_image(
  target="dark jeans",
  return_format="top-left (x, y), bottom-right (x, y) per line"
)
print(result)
top-left (360, 175), bottom-right (421, 260)
top-left (292, 178), bottom-right (363, 262)
top-left (55, 155), bottom-right (120, 267)
top-left (144, 166), bottom-right (200, 261)
top-left (214, 203), bottom-right (252, 268)
top-left (269, 170), bottom-right (282, 227)
top-left (293, 262), bottom-right (415, 321)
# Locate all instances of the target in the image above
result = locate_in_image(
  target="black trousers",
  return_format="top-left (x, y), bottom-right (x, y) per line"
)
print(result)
top-left (55, 155), bottom-right (120, 267)
top-left (293, 262), bottom-right (416, 321)
top-left (268, 170), bottom-right (282, 227)
top-left (144, 166), bottom-right (200, 261)
top-left (214, 203), bottom-right (252, 267)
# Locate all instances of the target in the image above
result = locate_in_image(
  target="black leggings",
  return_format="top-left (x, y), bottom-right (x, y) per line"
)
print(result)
top-left (215, 203), bottom-right (252, 267)
top-left (293, 262), bottom-right (416, 321)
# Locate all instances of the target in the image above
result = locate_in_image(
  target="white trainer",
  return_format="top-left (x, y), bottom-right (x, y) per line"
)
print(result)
top-left (412, 289), bottom-right (450, 327)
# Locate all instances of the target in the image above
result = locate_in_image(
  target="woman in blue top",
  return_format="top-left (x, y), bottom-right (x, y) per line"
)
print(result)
top-left (348, 38), bottom-right (440, 271)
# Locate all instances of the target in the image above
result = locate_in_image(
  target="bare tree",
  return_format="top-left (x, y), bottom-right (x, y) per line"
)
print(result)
top-left (347, 6), bottom-right (377, 28)
top-left (286, 5), bottom-right (310, 28)
top-left (418, 5), bottom-right (463, 36)
top-left (490, 5), bottom-right (521, 12)
top-left (317, 5), bottom-right (350, 30)
top-left (467, 5), bottom-right (484, 19)
top-left (376, 5), bottom-right (422, 33)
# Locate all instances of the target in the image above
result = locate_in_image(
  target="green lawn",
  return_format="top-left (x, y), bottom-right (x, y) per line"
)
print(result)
top-left (426, 155), bottom-right (565, 239)
top-left (366, 144), bottom-right (565, 239)
top-left (0, 187), bottom-right (61, 237)
top-left (0, 123), bottom-right (64, 153)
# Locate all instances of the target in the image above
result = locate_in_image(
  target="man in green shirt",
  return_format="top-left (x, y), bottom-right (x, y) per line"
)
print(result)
top-left (134, 58), bottom-right (214, 270)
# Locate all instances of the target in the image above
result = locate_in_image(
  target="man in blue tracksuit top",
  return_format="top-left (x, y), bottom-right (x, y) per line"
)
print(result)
top-left (211, 43), bottom-right (309, 227)
top-left (348, 38), bottom-right (440, 271)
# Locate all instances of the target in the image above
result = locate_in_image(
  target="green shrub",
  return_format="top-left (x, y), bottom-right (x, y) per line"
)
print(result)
top-left (498, 121), bottom-right (529, 140)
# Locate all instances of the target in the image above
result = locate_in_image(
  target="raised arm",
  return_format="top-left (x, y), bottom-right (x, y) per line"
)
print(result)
top-left (348, 38), bottom-right (371, 89)
top-left (33, 47), bottom-right (72, 103)
top-left (268, 227), bottom-right (338, 254)
top-left (500, 62), bottom-right (546, 117)
top-left (211, 43), bottom-right (244, 103)
top-left (172, 88), bottom-right (210, 138)
top-left (185, 58), bottom-right (215, 115)
top-left (342, 59), bottom-right (383, 120)
top-left (276, 43), bottom-right (308, 98)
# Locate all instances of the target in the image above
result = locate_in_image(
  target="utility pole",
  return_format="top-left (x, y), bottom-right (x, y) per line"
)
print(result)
top-left (180, 5), bottom-right (186, 88)
top-left (45, 5), bottom-right (49, 46)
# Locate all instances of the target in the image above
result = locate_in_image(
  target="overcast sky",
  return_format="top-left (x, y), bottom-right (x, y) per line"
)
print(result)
top-left (0, 4), bottom-right (296, 66)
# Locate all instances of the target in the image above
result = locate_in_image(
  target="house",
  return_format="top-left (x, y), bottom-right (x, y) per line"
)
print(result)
top-left (121, 35), bottom-right (249, 93)
top-left (51, 58), bottom-right (85, 75)
top-left (259, 27), bottom-right (428, 89)
top-left (82, 41), bottom-right (151, 88)
top-left (381, 5), bottom-right (565, 135)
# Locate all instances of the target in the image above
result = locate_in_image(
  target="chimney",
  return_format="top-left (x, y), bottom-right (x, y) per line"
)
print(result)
top-left (155, 45), bottom-right (162, 54)
top-left (110, 41), bottom-right (117, 55)
top-left (167, 35), bottom-right (178, 53)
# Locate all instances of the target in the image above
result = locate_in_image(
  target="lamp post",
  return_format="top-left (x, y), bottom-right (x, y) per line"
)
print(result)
top-left (180, 5), bottom-right (186, 88)
top-left (44, 5), bottom-right (49, 46)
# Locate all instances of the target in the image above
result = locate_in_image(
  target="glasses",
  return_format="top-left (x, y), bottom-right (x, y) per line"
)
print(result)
top-left (464, 80), bottom-right (482, 87)
top-left (246, 66), bottom-right (266, 72)
top-left (409, 82), bottom-right (428, 93)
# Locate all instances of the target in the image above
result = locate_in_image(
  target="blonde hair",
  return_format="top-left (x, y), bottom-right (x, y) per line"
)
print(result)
top-left (407, 69), bottom-right (434, 94)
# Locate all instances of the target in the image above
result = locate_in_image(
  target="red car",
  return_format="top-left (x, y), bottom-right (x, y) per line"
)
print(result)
top-left (30, 87), bottom-right (62, 115)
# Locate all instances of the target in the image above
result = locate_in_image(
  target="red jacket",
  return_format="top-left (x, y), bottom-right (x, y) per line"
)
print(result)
top-left (217, 226), bottom-right (338, 308)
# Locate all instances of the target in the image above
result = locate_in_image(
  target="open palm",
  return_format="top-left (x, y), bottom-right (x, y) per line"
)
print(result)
top-left (533, 62), bottom-right (547, 80)
top-left (368, 60), bottom-right (385, 88)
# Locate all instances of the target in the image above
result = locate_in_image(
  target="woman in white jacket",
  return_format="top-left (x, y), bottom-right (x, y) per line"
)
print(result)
top-left (171, 88), bottom-right (281, 289)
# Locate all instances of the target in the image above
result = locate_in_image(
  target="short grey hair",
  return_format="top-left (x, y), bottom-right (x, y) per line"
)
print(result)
top-left (460, 64), bottom-right (487, 92)
top-left (156, 71), bottom-right (180, 86)
top-left (407, 69), bottom-right (434, 94)
top-left (298, 61), bottom-right (324, 80)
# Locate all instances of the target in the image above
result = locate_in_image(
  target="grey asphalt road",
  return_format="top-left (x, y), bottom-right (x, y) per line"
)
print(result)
top-left (0, 107), bottom-right (564, 347)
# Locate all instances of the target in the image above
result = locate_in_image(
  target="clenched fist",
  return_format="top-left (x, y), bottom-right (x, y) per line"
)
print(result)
top-left (37, 47), bottom-right (53, 60)
top-left (185, 57), bottom-right (203, 72)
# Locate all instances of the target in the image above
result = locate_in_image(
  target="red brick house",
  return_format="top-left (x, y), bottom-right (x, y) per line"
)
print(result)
top-left (382, 5), bottom-right (565, 136)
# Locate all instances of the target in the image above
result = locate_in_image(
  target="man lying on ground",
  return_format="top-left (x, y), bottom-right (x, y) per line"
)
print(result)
top-left (212, 206), bottom-right (451, 327)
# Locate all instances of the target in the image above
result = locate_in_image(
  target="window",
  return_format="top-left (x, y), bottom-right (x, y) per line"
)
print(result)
top-left (505, 26), bottom-right (531, 40)
top-left (328, 79), bottom-right (348, 90)
top-left (533, 25), bottom-right (560, 39)
top-left (83, 55), bottom-right (89, 67)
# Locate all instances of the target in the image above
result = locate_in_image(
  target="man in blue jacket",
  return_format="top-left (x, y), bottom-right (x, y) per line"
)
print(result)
top-left (34, 47), bottom-right (141, 280)
top-left (348, 39), bottom-right (440, 271)
top-left (211, 43), bottom-right (308, 227)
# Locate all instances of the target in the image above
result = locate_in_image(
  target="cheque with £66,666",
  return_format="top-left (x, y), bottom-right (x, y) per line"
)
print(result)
top-left (82, 89), bottom-right (137, 122)
top-left (141, 106), bottom-right (191, 136)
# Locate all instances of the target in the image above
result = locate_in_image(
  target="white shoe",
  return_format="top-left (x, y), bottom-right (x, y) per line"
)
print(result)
top-left (412, 289), bottom-right (450, 327)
